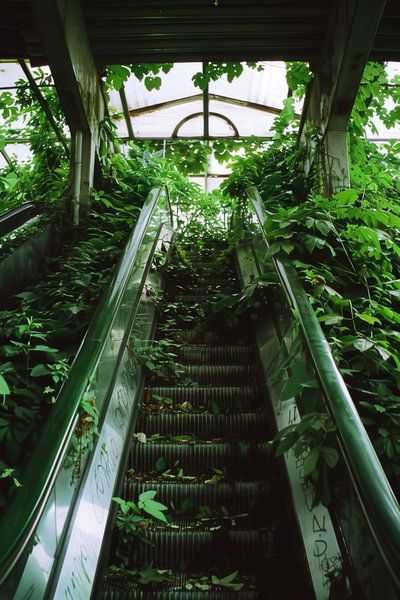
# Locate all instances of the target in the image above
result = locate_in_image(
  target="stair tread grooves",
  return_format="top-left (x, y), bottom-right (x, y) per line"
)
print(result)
top-left (136, 413), bottom-right (269, 439)
top-left (123, 524), bottom-right (274, 534)
top-left (101, 243), bottom-right (303, 598)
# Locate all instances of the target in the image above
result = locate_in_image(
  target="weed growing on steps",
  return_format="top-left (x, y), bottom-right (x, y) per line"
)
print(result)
top-left (104, 565), bottom-right (253, 592)
top-left (133, 338), bottom-right (184, 381)
top-left (113, 491), bottom-right (169, 551)
top-left (105, 564), bottom-right (172, 588)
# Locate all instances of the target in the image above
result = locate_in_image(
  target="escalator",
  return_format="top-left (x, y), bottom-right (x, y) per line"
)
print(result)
top-left (0, 186), bottom-right (400, 599)
top-left (96, 242), bottom-right (311, 598)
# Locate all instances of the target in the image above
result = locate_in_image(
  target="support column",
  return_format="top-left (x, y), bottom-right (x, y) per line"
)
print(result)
top-left (31, 0), bottom-right (106, 216)
top-left (323, 130), bottom-right (350, 195)
top-left (299, 0), bottom-right (386, 194)
top-left (81, 131), bottom-right (96, 206)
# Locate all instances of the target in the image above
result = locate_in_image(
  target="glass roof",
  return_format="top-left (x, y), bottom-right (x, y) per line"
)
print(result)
top-left (110, 61), bottom-right (297, 140)
top-left (0, 61), bottom-right (53, 167)
top-left (1, 60), bottom-right (400, 172)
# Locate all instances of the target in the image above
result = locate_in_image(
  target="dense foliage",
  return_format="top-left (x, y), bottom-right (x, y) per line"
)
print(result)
top-left (222, 62), bottom-right (400, 499)
top-left (0, 194), bottom-right (140, 503)
top-left (105, 61), bottom-right (265, 93)
top-left (0, 68), bottom-right (68, 212)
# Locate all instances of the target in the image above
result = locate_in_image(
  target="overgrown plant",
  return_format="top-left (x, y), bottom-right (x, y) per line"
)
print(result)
top-left (0, 67), bottom-right (68, 211)
top-left (134, 339), bottom-right (184, 381)
top-left (113, 491), bottom-right (169, 545)
top-left (224, 139), bottom-right (400, 500)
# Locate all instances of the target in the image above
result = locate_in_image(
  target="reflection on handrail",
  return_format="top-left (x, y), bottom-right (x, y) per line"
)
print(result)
top-left (0, 187), bottom-right (171, 582)
top-left (248, 185), bottom-right (400, 589)
top-left (0, 202), bottom-right (41, 237)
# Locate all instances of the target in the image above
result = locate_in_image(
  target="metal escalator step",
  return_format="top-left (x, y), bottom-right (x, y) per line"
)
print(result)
top-left (129, 442), bottom-right (271, 478)
top-left (155, 365), bottom-right (259, 386)
top-left (135, 413), bottom-right (268, 439)
top-left (158, 330), bottom-right (221, 344)
top-left (169, 294), bottom-right (216, 303)
top-left (122, 480), bottom-right (272, 515)
top-left (119, 525), bottom-right (274, 570)
top-left (102, 587), bottom-right (259, 599)
top-left (177, 345), bottom-right (254, 365)
top-left (167, 283), bottom-right (238, 296)
top-left (157, 316), bottom-right (207, 330)
top-left (150, 386), bottom-right (262, 411)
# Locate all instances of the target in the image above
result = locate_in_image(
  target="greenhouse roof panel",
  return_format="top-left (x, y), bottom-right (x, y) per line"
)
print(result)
top-left (110, 61), bottom-right (290, 139)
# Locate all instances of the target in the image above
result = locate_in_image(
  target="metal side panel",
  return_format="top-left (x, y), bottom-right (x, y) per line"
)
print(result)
top-left (0, 222), bottom-right (53, 299)
top-left (236, 243), bottom-right (343, 600)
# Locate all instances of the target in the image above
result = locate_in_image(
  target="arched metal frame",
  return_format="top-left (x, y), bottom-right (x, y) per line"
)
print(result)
top-left (172, 111), bottom-right (239, 138)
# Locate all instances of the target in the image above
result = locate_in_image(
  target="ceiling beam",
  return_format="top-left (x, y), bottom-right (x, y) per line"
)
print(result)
top-left (172, 111), bottom-right (240, 138)
top-left (202, 62), bottom-right (209, 140)
top-left (119, 85), bottom-right (134, 140)
top-left (18, 58), bottom-right (69, 155)
top-left (125, 94), bottom-right (286, 118)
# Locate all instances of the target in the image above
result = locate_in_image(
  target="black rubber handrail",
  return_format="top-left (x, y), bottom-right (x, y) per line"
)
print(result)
top-left (248, 186), bottom-right (400, 588)
top-left (0, 203), bottom-right (42, 237)
top-left (0, 187), bottom-right (172, 583)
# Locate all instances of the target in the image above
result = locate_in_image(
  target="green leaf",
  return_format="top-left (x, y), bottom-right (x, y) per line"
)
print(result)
top-left (315, 220), bottom-right (331, 236)
top-left (333, 189), bottom-right (358, 205)
top-left (220, 571), bottom-right (239, 585)
top-left (357, 313), bottom-right (381, 325)
top-left (280, 376), bottom-right (303, 401)
top-left (353, 338), bottom-right (373, 352)
top-left (321, 446), bottom-right (339, 468)
top-left (318, 314), bottom-right (343, 325)
top-left (376, 346), bottom-right (391, 361)
top-left (303, 448), bottom-right (320, 477)
top-left (0, 375), bottom-right (10, 397)
top-left (142, 503), bottom-right (168, 523)
top-left (155, 456), bottom-right (166, 471)
top-left (67, 305), bottom-right (83, 315)
top-left (31, 345), bottom-right (59, 353)
top-left (30, 364), bottom-right (50, 377)
top-left (139, 490), bottom-right (157, 502)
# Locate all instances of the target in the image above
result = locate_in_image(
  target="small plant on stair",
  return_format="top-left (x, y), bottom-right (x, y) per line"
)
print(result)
top-left (113, 490), bottom-right (169, 545)
top-left (133, 338), bottom-right (184, 381)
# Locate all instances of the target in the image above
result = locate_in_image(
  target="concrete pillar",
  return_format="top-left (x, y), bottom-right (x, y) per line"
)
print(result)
top-left (323, 130), bottom-right (350, 195)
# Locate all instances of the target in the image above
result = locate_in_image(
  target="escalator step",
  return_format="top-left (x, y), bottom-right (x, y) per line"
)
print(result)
top-left (158, 330), bottom-right (222, 344)
top-left (123, 481), bottom-right (272, 515)
top-left (177, 345), bottom-right (254, 365)
top-left (129, 442), bottom-right (271, 477)
top-left (169, 294), bottom-right (215, 303)
top-left (118, 526), bottom-right (274, 570)
top-left (136, 413), bottom-right (269, 439)
top-left (155, 365), bottom-right (259, 386)
top-left (167, 283), bottom-right (237, 296)
top-left (149, 386), bottom-right (262, 411)
top-left (102, 586), bottom-right (259, 600)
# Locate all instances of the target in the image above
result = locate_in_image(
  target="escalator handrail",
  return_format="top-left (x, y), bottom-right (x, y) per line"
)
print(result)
top-left (248, 186), bottom-right (400, 587)
top-left (0, 186), bottom-right (172, 581)
top-left (0, 202), bottom-right (42, 237)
